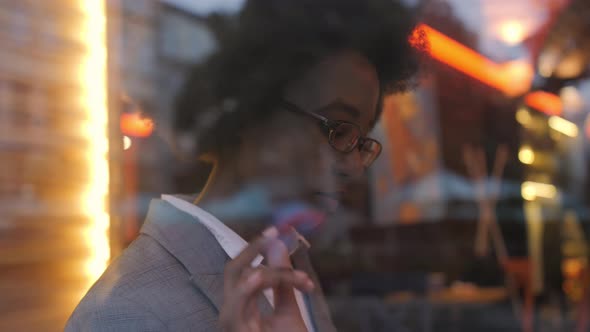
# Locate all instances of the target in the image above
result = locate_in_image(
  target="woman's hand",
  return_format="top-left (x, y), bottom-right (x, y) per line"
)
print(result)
top-left (219, 227), bottom-right (314, 332)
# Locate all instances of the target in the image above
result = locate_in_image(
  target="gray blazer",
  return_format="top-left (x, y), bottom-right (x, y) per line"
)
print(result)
top-left (65, 198), bottom-right (336, 331)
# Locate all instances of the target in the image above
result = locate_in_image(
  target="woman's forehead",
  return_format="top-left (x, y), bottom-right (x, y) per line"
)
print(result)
top-left (285, 52), bottom-right (380, 132)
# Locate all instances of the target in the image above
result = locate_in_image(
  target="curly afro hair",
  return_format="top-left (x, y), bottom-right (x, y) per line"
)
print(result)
top-left (175, 0), bottom-right (427, 157)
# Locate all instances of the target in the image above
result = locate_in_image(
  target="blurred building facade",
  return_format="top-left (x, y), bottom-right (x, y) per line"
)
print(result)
top-left (0, 1), bottom-right (115, 331)
top-left (0, 1), bottom-right (210, 330)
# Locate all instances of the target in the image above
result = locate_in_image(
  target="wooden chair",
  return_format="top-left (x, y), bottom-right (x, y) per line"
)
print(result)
top-left (464, 145), bottom-right (534, 332)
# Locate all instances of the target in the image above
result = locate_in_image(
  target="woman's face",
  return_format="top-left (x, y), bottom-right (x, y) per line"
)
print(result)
top-left (237, 51), bottom-right (380, 215)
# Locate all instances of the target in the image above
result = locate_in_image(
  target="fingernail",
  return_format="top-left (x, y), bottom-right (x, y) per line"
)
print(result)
top-left (306, 280), bottom-right (315, 290)
top-left (262, 226), bottom-right (279, 239)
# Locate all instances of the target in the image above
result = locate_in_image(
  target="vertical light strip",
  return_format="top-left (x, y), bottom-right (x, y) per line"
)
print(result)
top-left (79, 1), bottom-right (110, 285)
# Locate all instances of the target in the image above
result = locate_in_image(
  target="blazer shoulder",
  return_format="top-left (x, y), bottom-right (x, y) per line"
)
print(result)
top-left (65, 293), bottom-right (167, 332)
top-left (68, 234), bottom-right (219, 331)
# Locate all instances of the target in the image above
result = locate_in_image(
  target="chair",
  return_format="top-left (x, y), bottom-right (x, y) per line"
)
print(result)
top-left (464, 145), bottom-right (535, 332)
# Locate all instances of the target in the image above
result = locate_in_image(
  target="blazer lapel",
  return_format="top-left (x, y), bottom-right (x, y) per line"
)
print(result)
top-left (140, 198), bottom-right (273, 316)
top-left (189, 273), bottom-right (225, 312)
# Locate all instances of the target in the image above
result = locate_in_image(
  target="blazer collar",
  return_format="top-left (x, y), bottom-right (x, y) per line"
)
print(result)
top-left (140, 198), bottom-right (272, 315)
top-left (140, 198), bottom-right (335, 330)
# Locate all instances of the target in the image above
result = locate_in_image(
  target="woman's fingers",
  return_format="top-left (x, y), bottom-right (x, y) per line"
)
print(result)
top-left (261, 238), bottom-right (300, 311)
top-left (224, 228), bottom-right (279, 288)
top-left (238, 267), bottom-right (314, 300)
top-left (235, 267), bottom-right (314, 316)
top-left (221, 227), bottom-right (315, 330)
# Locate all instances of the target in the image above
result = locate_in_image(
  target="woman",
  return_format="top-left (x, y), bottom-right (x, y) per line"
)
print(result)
top-left (66, 0), bottom-right (424, 331)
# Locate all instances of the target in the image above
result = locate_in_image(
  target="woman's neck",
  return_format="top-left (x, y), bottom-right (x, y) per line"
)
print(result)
top-left (196, 164), bottom-right (269, 241)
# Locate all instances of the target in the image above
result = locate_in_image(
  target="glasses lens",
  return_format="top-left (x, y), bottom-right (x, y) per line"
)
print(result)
top-left (330, 123), bottom-right (360, 152)
top-left (360, 139), bottom-right (382, 167)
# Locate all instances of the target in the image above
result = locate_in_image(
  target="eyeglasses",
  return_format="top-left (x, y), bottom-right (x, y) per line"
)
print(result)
top-left (280, 100), bottom-right (382, 168)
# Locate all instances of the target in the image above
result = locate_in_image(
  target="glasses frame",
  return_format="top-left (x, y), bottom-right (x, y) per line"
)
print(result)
top-left (280, 99), bottom-right (382, 166)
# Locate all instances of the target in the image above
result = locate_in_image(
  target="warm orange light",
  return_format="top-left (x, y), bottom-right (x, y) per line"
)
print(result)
top-left (420, 24), bottom-right (503, 89)
top-left (518, 146), bottom-right (535, 165)
top-left (497, 20), bottom-right (527, 45)
top-left (78, 0), bottom-right (110, 289)
top-left (418, 24), bottom-right (533, 97)
top-left (123, 136), bottom-right (132, 150)
top-left (120, 113), bottom-right (155, 138)
top-left (503, 60), bottom-right (535, 96)
top-left (524, 91), bottom-right (563, 116)
top-left (548, 116), bottom-right (578, 137)
top-left (522, 181), bottom-right (557, 201)
top-left (555, 51), bottom-right (585, 79)
top-left (563, 258), bottom-right (585, 278)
